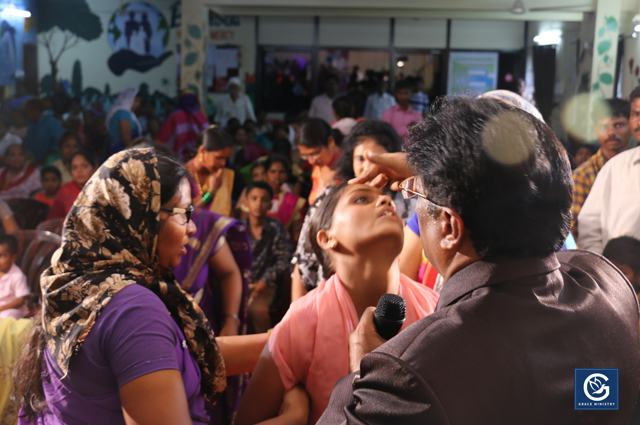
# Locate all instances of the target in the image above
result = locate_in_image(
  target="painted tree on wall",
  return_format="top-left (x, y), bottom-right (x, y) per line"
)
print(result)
top-left (37, 0), bottom-right (103, 80)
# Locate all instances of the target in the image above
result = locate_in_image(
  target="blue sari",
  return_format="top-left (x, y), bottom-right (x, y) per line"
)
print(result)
top-left (173, 208), bottom-right (252, 424)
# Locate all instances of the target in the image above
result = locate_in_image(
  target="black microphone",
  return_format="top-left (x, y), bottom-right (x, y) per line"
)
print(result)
top-left (373, 294), bottom-right (406, 340)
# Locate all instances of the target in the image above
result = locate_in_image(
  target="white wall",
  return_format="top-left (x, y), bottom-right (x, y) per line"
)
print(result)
top-left (319, 17), bottom-right (389, 48)
top-left (450, 20), bottom-right (525, 50)
top-left (258, 16), bottom-right (314, 46)
top-left (395, 19), bottom-right (448, 49)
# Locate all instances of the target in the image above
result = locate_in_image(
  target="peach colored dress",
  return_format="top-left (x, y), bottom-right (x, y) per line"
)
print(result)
top-left (269, 272), bottom-right (439, 424)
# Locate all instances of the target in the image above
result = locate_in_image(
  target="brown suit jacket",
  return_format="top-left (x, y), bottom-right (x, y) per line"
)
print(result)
top-left (318, 251), bottom-right (640, 424)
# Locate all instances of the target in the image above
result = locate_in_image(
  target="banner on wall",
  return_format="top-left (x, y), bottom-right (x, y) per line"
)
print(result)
top-left (107, 2), bottom-right (172, 76)
top-left (447, 52), bottom-right (498, 95)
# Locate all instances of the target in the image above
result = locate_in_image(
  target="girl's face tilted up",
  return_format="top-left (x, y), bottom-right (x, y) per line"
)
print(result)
top-left (318, 184), bottom-right (404, 257)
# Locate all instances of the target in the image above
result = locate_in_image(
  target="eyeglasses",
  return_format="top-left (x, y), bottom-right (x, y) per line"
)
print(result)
top-left (399, 177), bottom-right (443, 208)
top-left (299, 148), bottom-right (323, 161)
top-left (160, 205), bottom-right (194, 224)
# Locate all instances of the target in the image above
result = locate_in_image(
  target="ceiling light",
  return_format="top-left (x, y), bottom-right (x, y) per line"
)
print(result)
top-left (511, 0), bottom-right (526, 14)
top-left (397, 61), bottom-right (405, 68)
top-left (533, 30), bottom-right (562, 45)
top-left (2, 7), bottom-right (31, 17)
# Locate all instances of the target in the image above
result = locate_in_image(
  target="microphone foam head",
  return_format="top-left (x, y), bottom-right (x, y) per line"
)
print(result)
top-left (376, 293), bottom-right (406, 321)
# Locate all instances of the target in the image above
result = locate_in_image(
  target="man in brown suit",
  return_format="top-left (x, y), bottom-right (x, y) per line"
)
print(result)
top-left (318, 96), bottom-right (640, 424)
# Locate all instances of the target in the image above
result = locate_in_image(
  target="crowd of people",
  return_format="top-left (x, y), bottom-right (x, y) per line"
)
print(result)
top-left (0, 69), bottom-right (639, 425)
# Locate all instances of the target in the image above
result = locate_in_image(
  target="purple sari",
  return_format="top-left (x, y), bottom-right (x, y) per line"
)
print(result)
top-left (172, 208), bottom-right (252, 425)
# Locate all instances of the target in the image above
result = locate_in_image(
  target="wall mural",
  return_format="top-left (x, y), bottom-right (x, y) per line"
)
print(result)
top-left (107, 2), bottom-right (172, 76)
top-left (590, 15), bottom-right (618, 98)
top-left (38, 0), bottom-right (102, 92)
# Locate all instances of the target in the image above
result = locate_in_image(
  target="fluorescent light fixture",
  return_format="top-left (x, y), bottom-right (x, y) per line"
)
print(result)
top-left (2, 7), bottom-right (31, 17)
top-left (635, 24), bottom-right (640, 32)
top-left (533, 30), bottom-right (561, 45)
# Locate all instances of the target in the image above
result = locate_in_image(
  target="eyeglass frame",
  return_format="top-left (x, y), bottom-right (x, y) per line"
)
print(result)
top-left (160, 205), bottom-right (194, 224)
top-left (399, 176), bottom-right (444, 209)
top-left (299, 147), bottom-right (323, 161)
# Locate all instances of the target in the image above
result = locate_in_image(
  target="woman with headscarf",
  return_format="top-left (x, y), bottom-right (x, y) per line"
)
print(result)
top-left (156, 90), bottom-right (210, 161)
top-left (12, 148), bottom-right (291, 425)
top-left (106, 88), bottom-right (142, 156)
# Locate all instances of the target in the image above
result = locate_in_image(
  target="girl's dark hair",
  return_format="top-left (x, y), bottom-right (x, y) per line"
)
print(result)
top-left (156, 148), bottom-right (188, 206)
top-left (58, 130), bottom-right (81, 148)
top-left (307, 181), bottom-right (349, 277)
top-left (13, 149), bottom-right (189, 419)
top-left (295, 118), bottom-right (335, 148)
top-left (197, 125), bottom-right (233, 152)
top-left (338, 120), bottom-right (403, 180)
top-left (251, 161), bottom-right (266, 173)
top-left (69, 150), bottom-right (95, 169)
top-left (41, 165), bottom-right (62, 181)
top-left (265, 154), bottom-right (290, 175)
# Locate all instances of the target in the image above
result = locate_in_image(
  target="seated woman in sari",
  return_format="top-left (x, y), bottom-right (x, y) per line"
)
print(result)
top-left (264, 155), bottom-right (307, 243)
top-left (172, 206), bottom-right (252, 424)
top-left (186, 126), bottom-right (235, 217)
top-left (236, 182), bottom-right (439, 425)
top-left (0, 144), bottom-right (41, 200)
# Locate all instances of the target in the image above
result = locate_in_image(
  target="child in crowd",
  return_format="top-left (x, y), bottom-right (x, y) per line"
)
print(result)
top-left (244, 181), bottom-right (293, 334)
top-left (31, 166), bottom-right (61, 208)
top-left (571, 143), bottom-right (597, 170)
top-left (235, 161), bottom-right (267, 220)
top-left (236, 182), bottom-right (439, 425)
top-left (47, 150), bottom-right (96, 220)
top-left (381, 78), bottom-right (422, 142)
top-left (0, 234), bottom-right (29, 319)
top-left (603, 236), bottom-right (640, 293)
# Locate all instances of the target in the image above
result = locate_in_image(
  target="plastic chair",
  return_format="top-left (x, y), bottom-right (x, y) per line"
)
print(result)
top-left (36, 218), bottom-right (64, 236)
top-left (9, 230), bottom-right (62, 300)
top-left (5, 198), bottom-right (50, 230)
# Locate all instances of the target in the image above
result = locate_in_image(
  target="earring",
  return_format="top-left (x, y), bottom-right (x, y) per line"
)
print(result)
top-left (199, 152), bottom-right (204, 162)
top-left (329, 239), bottom-right (337, 249)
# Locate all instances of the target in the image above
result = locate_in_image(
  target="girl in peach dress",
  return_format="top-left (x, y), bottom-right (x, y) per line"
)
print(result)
top-left (236, 182), bottom-right (439, 425)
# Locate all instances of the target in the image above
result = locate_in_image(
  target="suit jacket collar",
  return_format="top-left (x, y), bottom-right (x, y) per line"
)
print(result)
top-left (436, 253), bottom-right (561, 310)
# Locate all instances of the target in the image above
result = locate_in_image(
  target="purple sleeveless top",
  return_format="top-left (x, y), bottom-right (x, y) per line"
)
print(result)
top-left (21, 284), bottom-right (208, 425)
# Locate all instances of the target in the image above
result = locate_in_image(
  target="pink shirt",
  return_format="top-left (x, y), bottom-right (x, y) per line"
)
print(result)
top-left (380, 104), bottom-right (422, 141)
top-left (269, 272), bottom-right (439, 425)
top-left (0, 263), bottom-right (29, 319)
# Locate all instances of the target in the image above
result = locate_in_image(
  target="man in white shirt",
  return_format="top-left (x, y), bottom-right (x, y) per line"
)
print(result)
top-left (214, 77), bottom-right (257, 128)
top-left (309, 75), bottom-right (338, 125)
top-left (577, 145), bottom-right (640, 253)
top-left (363, 80), bottom-right (396, 120)
top-left (578, 88), bottom-right (640, 253)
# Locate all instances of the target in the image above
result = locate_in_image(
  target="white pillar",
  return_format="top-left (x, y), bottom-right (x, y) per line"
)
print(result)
top-left (590, 0), bottom-right (621, 98)
top-left (180, 0), bottom-right (206, 103)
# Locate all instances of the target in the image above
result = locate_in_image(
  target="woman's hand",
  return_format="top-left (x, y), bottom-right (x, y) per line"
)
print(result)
top-left (206, 168), bottom-right (224, 193)
top-left (349, 151), bottom-right (412, 190)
